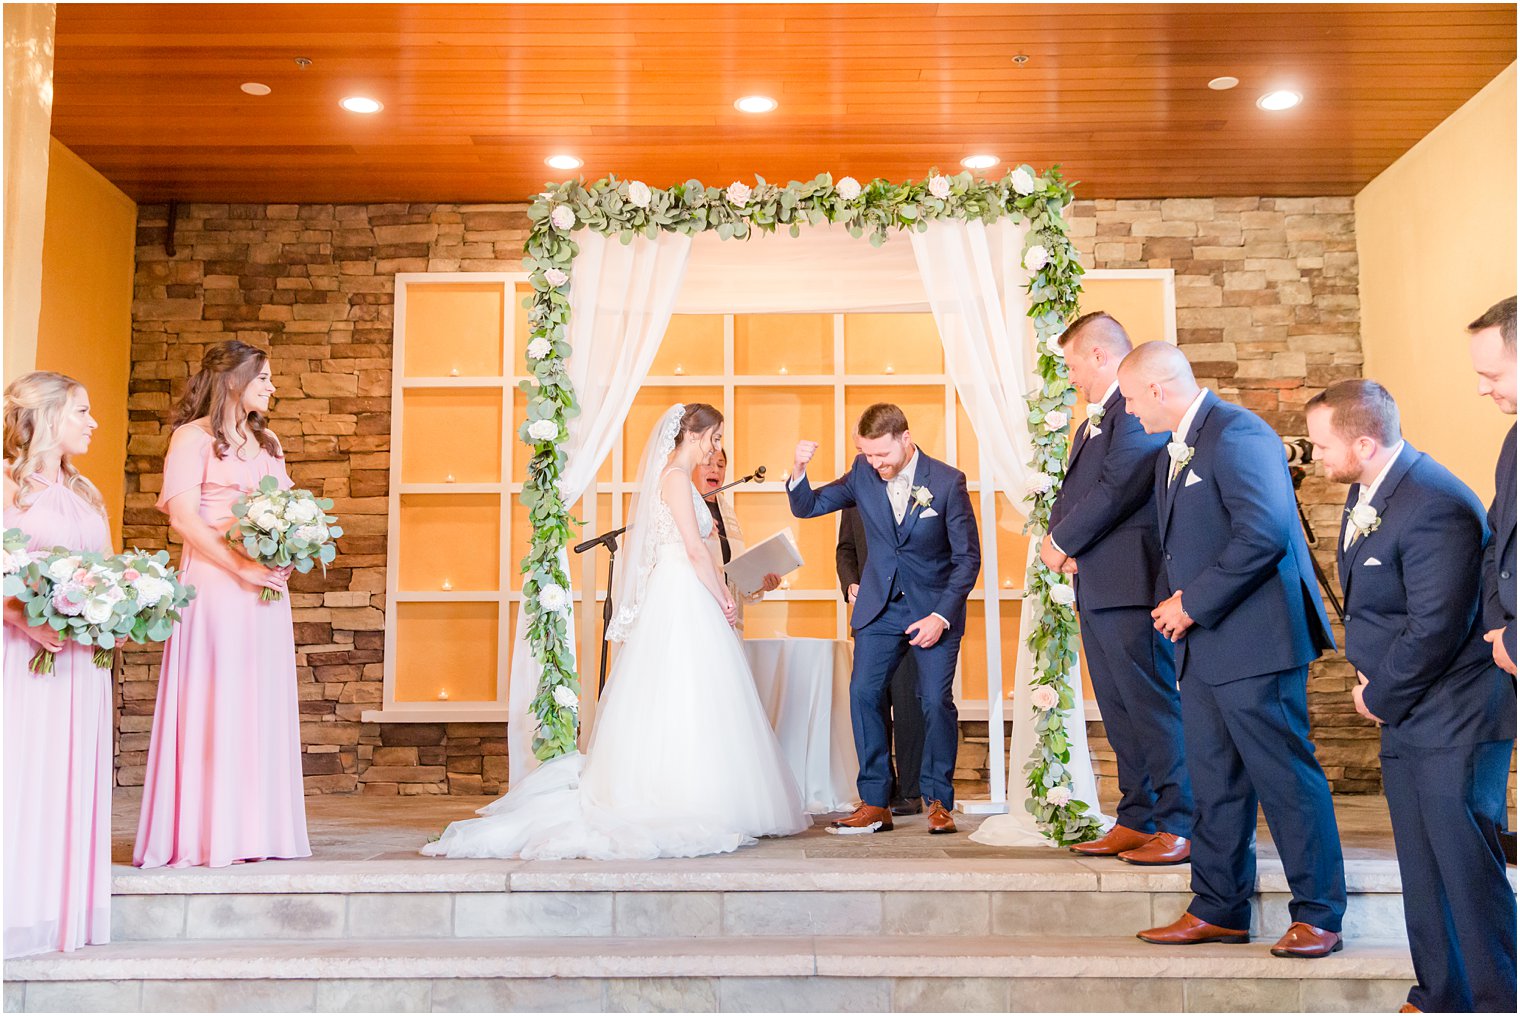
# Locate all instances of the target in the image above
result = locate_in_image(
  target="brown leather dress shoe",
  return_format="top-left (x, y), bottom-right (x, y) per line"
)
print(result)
top-left (1270, 922), bottom-right (1343, 958)
top-left (827, 804), bottom-right (893, 835)
top-left (926, 800), bottom-right (957, 834)
top-left (1070, 824), bottom-right (1155, 856)
top-left (1118, 832), bottom-right (1191, 866)
top-left (1137, 912), bottom-right (1250, 945)
top-left (1397, 1004), bottom-right (1421, 1013)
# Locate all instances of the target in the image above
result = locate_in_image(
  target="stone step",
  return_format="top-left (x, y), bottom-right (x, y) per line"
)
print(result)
top-left (106, 858), bottom-right (1415, 944)
top-left (3, 934), bottom-right (1417, 1013)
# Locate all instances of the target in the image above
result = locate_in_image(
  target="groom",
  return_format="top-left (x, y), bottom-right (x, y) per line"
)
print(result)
top-left (789, 403), bottom-right (981, 834)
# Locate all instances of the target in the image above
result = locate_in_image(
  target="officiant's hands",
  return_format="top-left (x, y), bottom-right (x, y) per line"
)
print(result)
top-left (907, 614), bottom-right (948, 648)
top-left (793, 440), bottom-right (819, 478)
top-left (760, 573), bottom-right (782, 593)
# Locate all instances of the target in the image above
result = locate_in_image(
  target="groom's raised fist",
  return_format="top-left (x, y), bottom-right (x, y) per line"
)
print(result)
top-left (793, 440), bottom-right (819, 477)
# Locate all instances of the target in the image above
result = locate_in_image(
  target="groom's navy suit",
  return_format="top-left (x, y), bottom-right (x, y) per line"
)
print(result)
top-left (1049, 385), bottom-right (1191, 839)
top-left (1158, 391), bottom-right (1346, 934)
top-left (790, 451), bottom-right (980, 807)
top-left (1338, 443), bottom-right (1516, 1014)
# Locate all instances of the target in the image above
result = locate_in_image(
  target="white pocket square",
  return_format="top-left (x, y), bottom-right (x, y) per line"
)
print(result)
top-left (1184, 470), bottom-right (1203, 487)
top-left (920, 507), bottom-right (939, 518)
top-left (1088, 426), bottom-right (1103, 437)
top-left (1363, 557), bottom-right (1383, 566)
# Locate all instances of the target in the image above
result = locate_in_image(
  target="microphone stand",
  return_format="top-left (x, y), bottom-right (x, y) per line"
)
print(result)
top-left (1288, 464), bottom-right (1346, 624)
top-left (572, 466), bottom-right (766, 696)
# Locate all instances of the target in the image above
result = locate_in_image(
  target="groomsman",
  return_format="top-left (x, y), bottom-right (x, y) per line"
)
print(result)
top-left (1119, 342), bottom-right (1347, 958)
top-left (1466, 296), bottom-right (1517, 678)
top-left (1038, 312), bottom-right (1193, 865)
top-left (1306, 379), bottom-right (1516, 1013)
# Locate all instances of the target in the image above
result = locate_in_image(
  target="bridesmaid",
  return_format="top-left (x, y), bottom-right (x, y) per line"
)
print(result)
top-left (3, 372), bottom-right (113, 958)
top-left (134, 340), bottom-right (311, 868)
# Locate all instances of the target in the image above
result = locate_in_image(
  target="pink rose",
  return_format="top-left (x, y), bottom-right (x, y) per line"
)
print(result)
top-left (122, 569), bottom-right (141, 582)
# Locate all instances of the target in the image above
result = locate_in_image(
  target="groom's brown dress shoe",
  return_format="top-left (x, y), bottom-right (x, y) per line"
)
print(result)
top-left (926, 800), bottom-right (956, 834)
top-left (1137, 912), bottom-right (1250, 945)
top-left (1070, 824), bottom-right (1153, 856)
top-left (1118, 832), bottom-right (1191, 866)
top-left (1270, 922), bottom-right (1343, 958)
top-left (828, 804), bottom-right (893, 835)
top-left (1397, 1004), bottom-right (1422, 1012)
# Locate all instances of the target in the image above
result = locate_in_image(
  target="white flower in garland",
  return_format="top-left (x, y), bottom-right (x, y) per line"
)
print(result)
top-left (550, 205), bottom-right (576, 231)
top-left (627, 180), bottom-right (652, 208)
top-left (527, 418), bottom-right (559, 442)
top-left (836, 176), bottom-right (862, 201)
top-left (1045, 785), bottom-right (1073, 807)
top-left (1025, 471), bottom-right (1056, 496)
top-left (928, 174), bottom-right (951, 200)
top-left (726, 181), bottom-right (752, 206)
top-left (1347, 502), bottom-right (1382, 539)
top-left (538, 582), bottom-right (569, 613)
top-left (1048, 581), bottom-right (1076, 606)
top-left (1030, 685), bottom-right (1059, 711)
top-left (527, 337), bottom-right (552, 361)
top-left (1024, 244), bottom-right (1050, 271)
top-left (543, 267), bottom-right (568, 287)
top-left (551, 683), bottom-right (579, 710)
top-left (1011, 167), bottom-right (1037, 195)
top-left (1044, 409), bottom-right (1069, 431)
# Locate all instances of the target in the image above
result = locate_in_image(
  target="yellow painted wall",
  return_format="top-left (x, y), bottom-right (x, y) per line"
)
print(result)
top-left (1356, 63), bottom-right (1516, 502)
top-left (33, 138), bottom-right (137, 543)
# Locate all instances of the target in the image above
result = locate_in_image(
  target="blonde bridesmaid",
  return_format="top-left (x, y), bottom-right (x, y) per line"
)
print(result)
top-left (3, 372), bottom-right (113, 958)
top-left (135, 341), bottom-right (310, 868)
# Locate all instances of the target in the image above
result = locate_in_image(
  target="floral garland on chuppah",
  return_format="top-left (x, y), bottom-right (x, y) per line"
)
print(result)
top-left (517, 167), bottom-right (1097, 845)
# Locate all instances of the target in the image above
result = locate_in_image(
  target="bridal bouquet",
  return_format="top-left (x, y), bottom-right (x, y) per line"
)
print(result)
top-left (3, 540), bottom-right (195, 673)
top-left (225, 476), bottom-right (342, 601)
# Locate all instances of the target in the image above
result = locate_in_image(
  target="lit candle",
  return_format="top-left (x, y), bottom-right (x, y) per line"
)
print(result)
top-left (449, 366), bottom-right (460, 377)
top-left (441, 579), bottom-right (453, 591)
top-left (674, 364), bottom-right (685, 376)
top-left (778, 366), bottom-right (788, 375)
top-left (445, 473), bottom-right (456, 483)
top-left (438, 689), bottom-right (449, 701)
top-left (884, 363), bottom-right (895, 375)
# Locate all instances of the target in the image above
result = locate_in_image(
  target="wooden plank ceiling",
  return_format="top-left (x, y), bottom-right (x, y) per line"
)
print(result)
top-left (50, 2), bottom-right (1516, 203)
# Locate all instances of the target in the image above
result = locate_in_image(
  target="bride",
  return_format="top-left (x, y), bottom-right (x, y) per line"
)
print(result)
top-left (423, 403), bottom-right (810, 860)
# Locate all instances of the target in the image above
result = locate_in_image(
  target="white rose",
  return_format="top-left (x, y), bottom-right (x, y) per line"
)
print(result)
top-left (286, 500), bottom-right (320, 524)
top-left (1349, 503), bottom-right (1380, 534)
top-left (255, 511), bottom-right (285, 533)
top-left (527, 419), bottom-right (559, 443)
top-left (1011, 167), bottom-right (1036, 195)
top-left (295, 523), bottom-right (329, 545)
top-left (836, 176), bottom-right (862, 201)
top-left (627, 181), bottom-right (652, 208)
top-left (1045, 333), bottom-right (1066, 359)
top-left (1086, 403), bottom-right (1106, 425)
top-left (1166, 441), bottom-right (1193, 465)
top-left (101, 582), bottom-right (127, 605)
top-left (1049, 582), bottom-right (1076, 606)
top-left (527, 337), bottom-right (553, 361)
top-left (83, 598), bottom-right (114, 626)
top-left (928, 174), bottom-right (951, 199)
top-left (1045, 785), bottom-right (1073, 807)
top-left (1025, 472), bottom-right (1055, 496)
top-left (1024, 244), bottom-right (1050, 271)
top-left (551, 683), bottom-right (579, 710)
top-left (538, 582), bottom-right (569, 613)
top-left (47, 556), bottom-right (80, 582)
top-left (132, 575), bottom-right (171, 608)
top-left (1044, 410), bottom-right (1069, 430)
top-left (726, 181), bottom-right (752, 206)
top-left (3, 549), bottom-right (29, 575)
top-left (543, 267), bottom-right (568, 287)
top-left (1030, 685), bottom-right (1059, 711)
top-left (550, 205), bottom-right (576, 231)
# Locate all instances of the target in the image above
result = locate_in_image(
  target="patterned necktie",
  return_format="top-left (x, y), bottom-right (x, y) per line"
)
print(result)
top-left (705, 498), bottom-right (731, 563)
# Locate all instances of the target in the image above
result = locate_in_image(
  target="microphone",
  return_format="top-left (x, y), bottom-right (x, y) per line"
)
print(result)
top-left (751, 465), bottom-right (767, 483)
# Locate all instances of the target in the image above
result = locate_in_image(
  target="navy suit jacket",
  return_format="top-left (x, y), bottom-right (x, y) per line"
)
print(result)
top-left (1340, 443), bottom-right (1515, 745)
top-left (1160, 391), bottom-right (1336, 684)
top-left (1482, 424), bottom-right (1517, 662)
top-left (1050, 384), bottom-right (1168, 611)
top-left (789, 452), bottom-right (981, 632)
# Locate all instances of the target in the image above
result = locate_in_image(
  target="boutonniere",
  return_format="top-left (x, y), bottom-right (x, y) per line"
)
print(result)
top-left (910, 485), bottom-right (933, 511)
top-left (1166, 441), bottom-right (1194, 469)
top-left (1085, 403), bottom-right (1105, 436)
top-left (1346, 502), bottom-right (1382, 540)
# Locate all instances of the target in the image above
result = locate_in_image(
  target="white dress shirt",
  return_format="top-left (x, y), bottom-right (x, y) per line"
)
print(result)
top-left (1168, 387), bottom-right (1211, 484)
top-left (1343, 440), bottom-right (1405, 550)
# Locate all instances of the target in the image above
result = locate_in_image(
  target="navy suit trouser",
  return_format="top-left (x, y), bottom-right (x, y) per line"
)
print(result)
top-left (1381, 735), bottom-right (1516, 1013)
top-left (852, 593), bottom-right (961, 808)
top-left (1181, 665), bottom-right (1347, 932)
top-left (1079, 605), bottom-right (1192, 838)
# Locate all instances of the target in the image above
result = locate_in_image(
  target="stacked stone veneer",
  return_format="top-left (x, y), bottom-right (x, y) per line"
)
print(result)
top-left (121, 195), bottom-right (1380, 797)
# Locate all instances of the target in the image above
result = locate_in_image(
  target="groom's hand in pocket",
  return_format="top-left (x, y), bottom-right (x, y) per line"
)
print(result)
top-left (907, 614), bottom-right (947, 648)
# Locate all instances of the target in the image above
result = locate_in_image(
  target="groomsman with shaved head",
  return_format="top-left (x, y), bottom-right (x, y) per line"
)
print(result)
top-left (1118, 342), bottom-right (1347, 959)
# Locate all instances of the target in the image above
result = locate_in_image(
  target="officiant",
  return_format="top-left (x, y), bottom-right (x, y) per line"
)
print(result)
top-left (694, 447), bottom-right (781, 633)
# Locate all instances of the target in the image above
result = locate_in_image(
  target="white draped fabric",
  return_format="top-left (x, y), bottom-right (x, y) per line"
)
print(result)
top-left (506, 228), bottom-right (693, 786)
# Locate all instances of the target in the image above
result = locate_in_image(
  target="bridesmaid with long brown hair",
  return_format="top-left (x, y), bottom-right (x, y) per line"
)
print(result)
top-left (2, 372), bottom-right (113, 957)
top-left (135, 340), bottom-right (311, 868)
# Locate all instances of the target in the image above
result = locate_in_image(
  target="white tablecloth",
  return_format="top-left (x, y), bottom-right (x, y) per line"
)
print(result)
top-left (742, 637), bottom-right (859, 814)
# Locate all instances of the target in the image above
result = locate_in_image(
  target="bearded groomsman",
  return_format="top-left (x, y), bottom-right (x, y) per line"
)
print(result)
top-left (1120, 342), bottom-right (1347, 959)
top-left (1039, 312), bottom-right (1192, 865)
top-left (1306, 379), bottom-right (1515, 1014)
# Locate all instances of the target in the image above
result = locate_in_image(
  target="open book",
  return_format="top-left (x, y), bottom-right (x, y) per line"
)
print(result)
top-left (724, 528), bottom-right (804, 596)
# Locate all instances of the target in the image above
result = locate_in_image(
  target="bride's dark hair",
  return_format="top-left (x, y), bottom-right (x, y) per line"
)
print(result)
top-left (675, 403), bottom-right (722, 444)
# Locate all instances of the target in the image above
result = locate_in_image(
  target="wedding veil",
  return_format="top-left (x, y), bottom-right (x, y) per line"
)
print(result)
top-left (606, 403), bottom-right (685, 642)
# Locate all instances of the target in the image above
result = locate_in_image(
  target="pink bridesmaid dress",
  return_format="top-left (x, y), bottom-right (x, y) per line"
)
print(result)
top-left (3, 475), bottom-right (113, 958)
top-left (134, 424), bottom-right (311, 868)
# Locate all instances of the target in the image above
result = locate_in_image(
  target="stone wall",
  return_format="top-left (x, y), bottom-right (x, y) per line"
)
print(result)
top-left (120, 195), bottom-right (1376, 797)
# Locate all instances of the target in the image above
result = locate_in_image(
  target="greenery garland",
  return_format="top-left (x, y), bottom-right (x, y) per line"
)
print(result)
top-left (518, 168), bottom-right (1094, 844)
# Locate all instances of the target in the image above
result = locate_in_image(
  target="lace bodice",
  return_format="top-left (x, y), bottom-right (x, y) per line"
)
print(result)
top-left (652, 471), bottom-right (713, 546)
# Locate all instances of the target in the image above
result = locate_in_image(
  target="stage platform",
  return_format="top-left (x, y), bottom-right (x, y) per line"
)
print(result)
top-left (1, 793), bottom-right (1488, 1013)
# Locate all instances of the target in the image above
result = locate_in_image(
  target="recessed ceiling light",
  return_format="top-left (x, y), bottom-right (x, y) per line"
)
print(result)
top-left (734, 95), bottom-right (778, 114)
top-left (240, 82), bottom-right (272, 96)
top-left (545, 154), bottom-right (583, 170)
top-left (339, 96), bottom-right (383, 114)
top-left (1011, 54), bottom-right (1030, 65)
top-left (1256, 89), bottom-right (1302, 111)
top-left (1207, 76), bottom-right (1239, 91)
top-left (961, 154), bottom-right (999, 170)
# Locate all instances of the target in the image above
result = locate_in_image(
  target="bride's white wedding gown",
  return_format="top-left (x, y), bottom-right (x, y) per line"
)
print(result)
top-left (422, 477), bottom-right (810, 860)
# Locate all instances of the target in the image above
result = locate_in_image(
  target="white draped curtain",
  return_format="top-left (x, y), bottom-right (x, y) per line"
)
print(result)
top-left (506, 228), bottom-right (692, 785)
